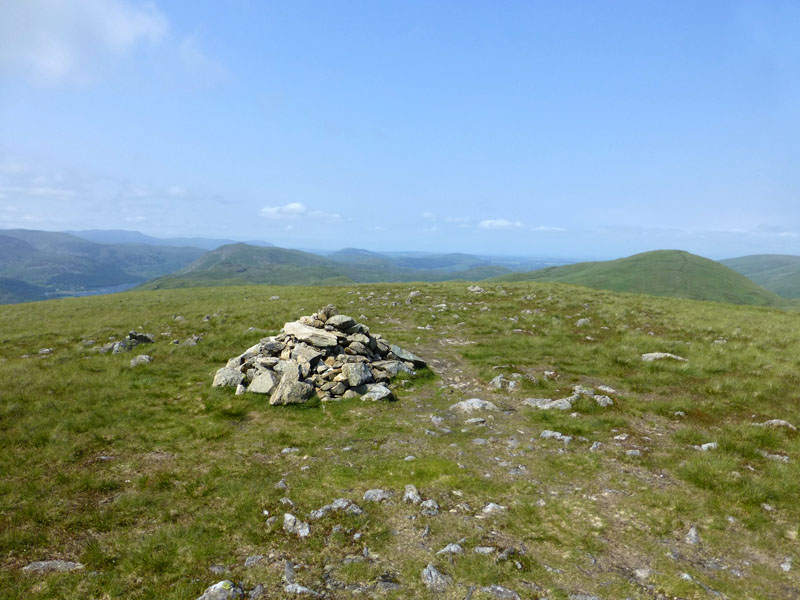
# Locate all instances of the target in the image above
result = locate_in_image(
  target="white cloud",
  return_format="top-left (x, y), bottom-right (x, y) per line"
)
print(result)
top-left (479, 219), bottom-right (523, 230)
top-left (533, 225), bottom-right (567, 232)
top-left (178, 35), bottom-right (228, 85)
top-left (167, 185), bottom-right (187, 197)
top-left (260, 202), bottom-right (341, 222)
top-left (0, 0), bottom-right (168, 83)
top-left (422, 211), bottom-right (436, 219)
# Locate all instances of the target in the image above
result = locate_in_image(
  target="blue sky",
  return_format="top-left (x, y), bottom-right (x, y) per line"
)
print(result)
top-left (1, 0), bottom-right (799, 259)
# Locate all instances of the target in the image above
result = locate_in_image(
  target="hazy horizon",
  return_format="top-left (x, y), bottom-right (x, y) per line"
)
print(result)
top-left (2, 1), bottom-right (799, 259)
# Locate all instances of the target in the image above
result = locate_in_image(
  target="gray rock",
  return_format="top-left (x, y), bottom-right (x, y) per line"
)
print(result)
top-left (756, 419), bottom-right (797, 431)
top-left (389, 344), bottom-right (426, 367)
top-left (540, 430), bottom-right (572, 443)
top-left (421, 563), bottom-right (450, 592)
top-left (371, 360), bottom-right (414, 377)
top-left (474, 546), bottom-right (496, 555)
top-left (482, 502), bottom-right (507, 515)
top-left (523, 397), bottom-right (572, 410)
top-left (283, 583), bottom-right (321, 596)
top-left (22, 560), bottom-right (84, 574)
top-left (309, 498), bottom-right (363, 519)
top-left (450, 398), bottom-right (498, 413)
top-left (283, 321), bottom-right (339, 347)
top-left (248, 583), bottom-right (265, 599)
top-left (196, 581), bottom-right (244, 600)
top-left (437, 543), bottom-right (463, 555)
top-left (248, 371), bottom-right (279, 395)
top-left (291, 342), bottom-right (323, 364)
top-left (270, 366), bottom-right (314, 405)
top-left (641, 352), bottom-right (687, 362)
top-left (420, 499), bottom-right (439, 516)
top-left (482, 585), bottom-right (521, 599)
top-left (685, 525), bottom-right (700, 545)
top-left (569, 595), bottom-right (601, 600)
top-left (403, 484), bottom-right (422, 504)
top-left (467, 285), bottom-right (484, 293)
top-left (343, 362), bottom-right (373, 387)
top-left (363, 489), bottom-right (392, 502)
top-left (327, 314), bottom-right (356, 330)
top-left (130, 354), bottom-right (152, 367)
top-left (575, 318), bottom-right (591, 327)
top-left (283, 513), bottom-right (310, 537)
top-left (112, 331), bottom-right (155, 354)
top-left (244, 555), bottom-right (263, 567)
top-left (235, 384), bottom-right (246, 395)
top-left (212, 367), bottom-right (244, 388)
top-left (593, 394), bottom-right (613, 407)
top-left (362, 383), bottom-right (394, 401)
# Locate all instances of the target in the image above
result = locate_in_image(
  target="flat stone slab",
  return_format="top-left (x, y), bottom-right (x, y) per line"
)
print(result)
top-left (641, 352), bottom-right (687, 362)
top-left (283, 322), bottom-right (339, 347)
top-left (450, 398), bottom-right (498, 413)
top-left (22, 560), bottom-right (84, 574)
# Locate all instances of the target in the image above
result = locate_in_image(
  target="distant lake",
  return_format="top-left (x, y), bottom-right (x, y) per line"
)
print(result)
top-left (46, 282), bottom-right (141, 298)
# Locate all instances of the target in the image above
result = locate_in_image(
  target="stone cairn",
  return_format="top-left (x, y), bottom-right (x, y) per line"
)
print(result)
top-left (211, 305), bottom-right (426, 405)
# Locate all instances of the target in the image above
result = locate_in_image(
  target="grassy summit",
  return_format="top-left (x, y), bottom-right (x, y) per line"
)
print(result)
top-left (1, 282), bottom-right (798, 598)
top-left (489, 249), bottom-right (788, 307)
top-left (721, 254), bottom-right (800, 299)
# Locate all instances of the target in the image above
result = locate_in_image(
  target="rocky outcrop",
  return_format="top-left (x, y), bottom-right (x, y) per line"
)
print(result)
top-left (211, 305), bottom-right (426, 404)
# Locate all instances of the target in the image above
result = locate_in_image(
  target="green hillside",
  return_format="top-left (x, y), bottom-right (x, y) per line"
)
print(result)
top-left (140, 243), bottom-right (511, 289)
top-left (490, 249), bottom-right (787, 307)
top-left (1, 282), bottom-right (798, 598)
top-left (0, 229), bottom-right (206, 302)
top-left (721, 254), bottom-right (800, 298)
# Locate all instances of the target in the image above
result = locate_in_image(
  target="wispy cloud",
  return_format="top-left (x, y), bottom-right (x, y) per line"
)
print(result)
top-left (479, 219), bottom-right (523, 230)
top-left (0, 0), bottom-right (168, 84)
top-left (533, 225), bottom-right (567, 232)
top-left (260, 202), bottom-right (341, 222)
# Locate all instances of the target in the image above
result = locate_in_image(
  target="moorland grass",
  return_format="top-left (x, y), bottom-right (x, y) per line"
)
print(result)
top-left (1, 282), bottom-right (798, 598)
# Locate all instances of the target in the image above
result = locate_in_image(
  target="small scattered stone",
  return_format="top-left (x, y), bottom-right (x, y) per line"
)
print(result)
top-left (626, 449), bottom-right (641, 457)
top-left (130, 354), bottom-right (152, 367)
top-left (283, 513), bottom-right (310, 538)
top-left (437, 543), bottom-right (463, 555)
top-left (196, 581), bottom-right (244, 600)
top-left (685, 525), bottom-right (700, 545)
top-left (244, 555), bottom-right (263, 567)
top-left (482, 502), bottom-right (507, 515)
top-left (482, 584), bottom-right (521, 599)
top-left (22, 560), bottom-right (84, 574)
top-left (694, 442), bottom-right (718, 451)
top-left (593, 394), bottom-right (613, 407)
top-left (283, 583), bottom-right (321, 597)
top-left (421, 563), bottom-right (450, 592)
top-left (404, 485), bottom-right (422, 504)
top-left (363, 489), bottom-right (392, 503)
top-left (641, 352), bottom-right (687, 362)
top-left (755, 419), bottom-right (797, 431)
top-left (450, 398), bottom-right (498, 413)
top-left (420, 499), bottom-right (439, 516)
top-left (540, 430), bottom-right (572, 443)
top-left (474, 546), bottom-right (496, 555)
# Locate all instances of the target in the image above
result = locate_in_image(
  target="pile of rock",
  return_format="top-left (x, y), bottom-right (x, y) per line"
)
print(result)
top-left (211, 305), bottom-right (426, 405)
top-left (97, 331), bottom-right (155, 354)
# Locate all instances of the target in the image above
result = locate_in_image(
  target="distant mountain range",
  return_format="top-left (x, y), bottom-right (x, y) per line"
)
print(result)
top-left (137, 244), bottom-right (513, 290)
top-left (2, 228), bottom-right (798, 308)
top-left (66, 229), bottom-right (274, 250)
top-left (488, 249), bottom-right (789, 307)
